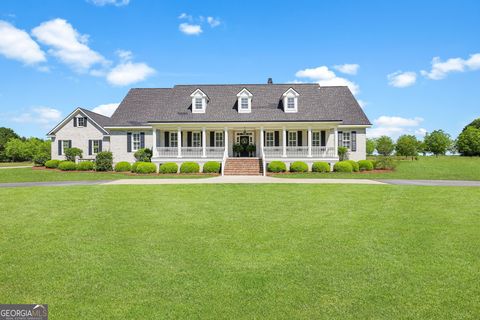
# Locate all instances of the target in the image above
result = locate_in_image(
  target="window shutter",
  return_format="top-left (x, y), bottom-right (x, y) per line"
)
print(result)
top-left (88, 140), bottom-right (92, 156)
top-left (156, 130), bottom-right (160, 148)
top-left (187, 132), bottom-right (192, 147)
top-left (68, 140), bottom-right (72, 148)
top-left (274, 131), bottom-right (280, 147)
top-left (321, 131), bottom-right (326, 147)
top-left (263, 131), bottom-right (266, 146)
top-left (58, 140), bottom-right (62, 155)
top-left (84, 117), bottom-right (88, 127)
top-left (297, 131), bottom-right (302, 146)
top-left (127, 132), bottom-right (132, 152)
top-left (73, 117), bottom-right (77, 127)
top-left (164, 132), bottom-right (169, 147)
top-left (338, 131), bottom-right (343, 147)
top-left (210, 132), bottom-right (214, 147)
top-left (140, 132), bottom-right (145, 148)
top-left (351, 131), bottom-right (357, 152)
top-left (99, 140), bottom-right (103, 152)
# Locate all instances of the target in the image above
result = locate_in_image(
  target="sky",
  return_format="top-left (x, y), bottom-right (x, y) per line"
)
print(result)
top-left (0, 0), bottom-right (479, 139)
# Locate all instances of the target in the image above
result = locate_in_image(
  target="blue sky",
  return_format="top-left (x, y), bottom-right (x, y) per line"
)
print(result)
top-left (0, 0), bottom-right (479, 139)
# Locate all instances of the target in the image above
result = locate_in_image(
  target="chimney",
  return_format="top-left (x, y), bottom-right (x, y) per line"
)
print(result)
top-left (267, 78), bottom-right (273, 84)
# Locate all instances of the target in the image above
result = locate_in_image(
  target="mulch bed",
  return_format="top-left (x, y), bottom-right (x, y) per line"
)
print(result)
top-left (30, 166), bottom-right (219, 177)
top-left (267, 169), bottom-right (393, 176)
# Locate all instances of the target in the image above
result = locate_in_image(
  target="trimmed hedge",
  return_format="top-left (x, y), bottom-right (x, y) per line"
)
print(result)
top-left (290, 161), bottom-right (308, 172)
top-left (135, 162), bottom-right (156, 174)
top-left (45, 159), bottom-right (60, 169)
top-left (159, 162), bottom-right (178, 174)
top-left (76, 161), bottom-right (94, 171)
top-left (312, 161), bottom-right (330, 173)
top-left (115, 161), bottom-right (132, 172)
top-left (333, 161), bottom-right (353, 173)
top-left (203, 161), bottom-right (221, 173)
top-left (33, 152), bottom-right (50, 166)
top-left (267, 161), bottom-right (286, 173)
top-left (358, 160), bottom-right (374, 171)
top-left (346, 160), bottom-right (359, 172)
top-left (180, 162), bottom-right (200, 174)
top-left (58, 161), bottom-right (76, 171)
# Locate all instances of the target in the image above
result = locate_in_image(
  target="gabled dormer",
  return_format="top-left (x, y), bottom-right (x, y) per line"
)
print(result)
top-left (282, 88), bottom-right (299, 113)
top-left (236, 88), bottom-right (253, 113)
top-left (190, 89), bottom-right (208, 113)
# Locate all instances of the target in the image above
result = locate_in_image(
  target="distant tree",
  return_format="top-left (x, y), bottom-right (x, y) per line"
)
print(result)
top-left (456, 126), bottom-right (480, 156)
top-left (375, 136), bottom-right (395, 156)
top-left (424, 130), bottom-right (452, 156)
top-left (366, 138), bottom-right (376, 156)
top-left (395, 135), bottom-right (418, 159)
top-left (4, 137), bottom-right (50, 162)
top-left (462, 118), bottom-right (480, 131)
top-left (417, 140), bottom-right (427, 156)
top-left (0, 127), bottom-right (20, 161)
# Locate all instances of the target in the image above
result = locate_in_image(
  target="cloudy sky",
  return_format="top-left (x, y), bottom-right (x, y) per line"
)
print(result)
top-left (0, 0), bottom-right (479, 139)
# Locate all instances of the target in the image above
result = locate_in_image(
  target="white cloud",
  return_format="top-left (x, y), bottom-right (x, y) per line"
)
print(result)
top-left (91, 102), bottom-right (119, 117)
top-left (0, 20), bottom-right (46, 65)
top-left (375, 116), bottom-right (423, 127)
top-left (178, 13), bottom-right (192, 20)
top-left (368, 116), bottom-right (425, 139)
top-left (179, 23), bottom-right (202, 35)
top-left (88, 0), bottom-right (130, 6)
top-left (387, 71), bottom-right (417, 88)
top-left (415, 128), bottom-right (427, 137)
top-left (116, 49), bottom-right (133, 62)
top-left (12, 107), bottom-right (62, 127)
top-left (421, 53), bottom-right (480, 80)
top-left (295, 65), bottom-right (359, 95)
top-left (207, 17), bottom-right (221, 27)
top-left (333, 63), bottom-right (359, 75)
top-left (106, 61), bottom-right (155, 86)
top-left (32, 18), bottom-right (107, 72)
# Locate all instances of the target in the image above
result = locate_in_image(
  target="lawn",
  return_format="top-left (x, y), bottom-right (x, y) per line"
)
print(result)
top-left (0, 168), bottom-right (214, 183)
top-left (273, 156), bottom-right (480, 180)
top-left (0, 184), bottom-right (479, 319)
top-left (0, 161), bottom-right (33, 167)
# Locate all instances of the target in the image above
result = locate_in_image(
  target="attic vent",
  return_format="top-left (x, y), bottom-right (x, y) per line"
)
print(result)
top-left (267, 78), bottom-right (273, 84)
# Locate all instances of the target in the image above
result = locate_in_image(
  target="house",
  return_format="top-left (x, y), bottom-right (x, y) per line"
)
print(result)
top-left (48, 80), bottom-right (371, 175)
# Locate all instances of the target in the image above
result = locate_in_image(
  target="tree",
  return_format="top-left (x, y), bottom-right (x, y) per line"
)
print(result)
top-left (337, 146), bottom-right (348, 161)
top-left (424, 130), bottom-right (452, 156)
top-left (375, 136), bottom-right (395, 156)
top-left (462, 118), bottom-right (480, 131)
top-left (456, 126), bottom-right (480, 156)
top-left (64, 147), bottom-right (83, 161)
top-left (395, 135), bottom-right (418, 159)
top-left (417, 140), bottom-right (427, 156)
top-left (4, 137), bottom-right (50, 162)
top-left (0, 127), bottom-right (20, 161)
top-left (366, 138), bottom-right (376, 156)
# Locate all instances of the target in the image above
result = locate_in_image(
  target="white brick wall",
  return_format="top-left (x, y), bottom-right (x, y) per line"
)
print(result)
top-left (109, 130), bottom-right (152, 163)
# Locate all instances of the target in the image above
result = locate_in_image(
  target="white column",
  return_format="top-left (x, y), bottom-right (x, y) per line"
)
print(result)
top-left (177, 127), bottom-right (182, 158)
top-left (224, 127), bottom-right (229, 157)
top-left (307, 127), bottom-right (312, 157)
top-left (282, 127), bottom-right (287, 157)
top-left (202, 127), bottom-right (206, 158)
top-left (260, 127), bottom-right (264, 156)
top-left (152, 128), bottom-right (157, 157)
top-left (334, 127), bottom-right (338, 158)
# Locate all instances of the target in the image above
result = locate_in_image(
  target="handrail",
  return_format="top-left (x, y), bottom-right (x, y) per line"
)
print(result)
top-left (261, 148), bottom-right (267, 176)
top-left (221, 148), bottom-right (228, 176)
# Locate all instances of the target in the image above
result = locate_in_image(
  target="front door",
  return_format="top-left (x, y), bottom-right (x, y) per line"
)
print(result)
top-left (239, 135), bottom-right (250, 157)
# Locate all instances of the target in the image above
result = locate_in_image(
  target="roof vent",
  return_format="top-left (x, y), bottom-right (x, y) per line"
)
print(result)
top-left (267, 78), bottom-right (273, 84)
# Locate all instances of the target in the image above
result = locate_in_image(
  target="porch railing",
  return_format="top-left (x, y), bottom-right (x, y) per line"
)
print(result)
top-left (156, 147), bottom-right (224, 158)
top-left (156, 147), bottom-right (177, 157)
top-left (206, 147), bottom-right (225, 157)
top-left (263, 146), bottom-right (336, 158)
top-left (311, 147), bottom-right (336, 158)
top-left (263, 147), bottom-right (283, 157)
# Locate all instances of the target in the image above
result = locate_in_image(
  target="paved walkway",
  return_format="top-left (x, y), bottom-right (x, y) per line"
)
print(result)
top-left (0, 165), bottom-right (33, 169)
top-left (379, 179), bottom-right (480, 187)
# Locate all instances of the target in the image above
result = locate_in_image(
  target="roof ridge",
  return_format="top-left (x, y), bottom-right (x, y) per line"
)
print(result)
top-left (79, 107), bottom-right (111, 119)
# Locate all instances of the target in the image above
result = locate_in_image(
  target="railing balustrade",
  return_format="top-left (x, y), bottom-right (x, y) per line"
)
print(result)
top-left (263, 146), bottom-right (336, 158)
top-left (156, 147), bottom-right (224, 158)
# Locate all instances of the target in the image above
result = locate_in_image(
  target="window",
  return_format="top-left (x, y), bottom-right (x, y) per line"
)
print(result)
top-left (132, 133), bottom-right (141, 151)
top-left (288, 131), bottom-right (297, 147)
top-left (312, 131), bottom-right (320, 147)
top-left (240, 98), bottom-right (249, 109)
top-left (195, 98), bottom-right (203, 110)
top-left (287, 97), bottom-right (295, 109)
top-left (77, 117), bottom-right (85, 127)
top-left (62, 140), bottom-right (70, 154)
top-left (266, 131), bottom-right (274, 147)
top-left (170, 132), bottom-right (178, 147)
top-left (342, 132), bottom-right (351, 149)
top-left (192, 132), bottom-right (201, 147)
top-left (93, 140), bottom-right (100, 154)
top-left (215, 132), bottom-right (224, 147)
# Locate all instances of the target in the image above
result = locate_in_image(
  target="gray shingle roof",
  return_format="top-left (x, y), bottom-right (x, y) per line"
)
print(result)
top-left (79, 108), bottom-right (111, 127)
top-left (108, 84), bottom-right (371, 126)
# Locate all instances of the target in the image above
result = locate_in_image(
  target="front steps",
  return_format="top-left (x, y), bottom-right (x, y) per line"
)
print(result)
top-left (224, 157), bottom-right (263, 176)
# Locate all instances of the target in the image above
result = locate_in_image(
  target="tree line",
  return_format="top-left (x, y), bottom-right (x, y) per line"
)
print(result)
top-left (0, 127), bottom-right (51, 164)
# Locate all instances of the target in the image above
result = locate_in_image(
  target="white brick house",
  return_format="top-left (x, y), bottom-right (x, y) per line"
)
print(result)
top-left (48, 81), bottom-right (371, 175)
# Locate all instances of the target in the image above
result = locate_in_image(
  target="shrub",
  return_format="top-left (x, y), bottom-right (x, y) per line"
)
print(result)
top-left (64, 147), bottom-right (83, 162)
top-left (290, 161), bottom-right (308, 172)
top-left (358, 160), bottom-right (374, 171)
top-left (333, 161), bottom-right (353, 173)
top-left (203, 161), bottom-right (221, 173)
top-left (45, 159), bottom-right (60, 168)
top-left (267, 161), bottom-right (286, 173)
top-left (338, 146), bottom-right (348, 161)
top-left (312, 161), bottom-right (330, 173)
top-left (159, 162), bottom-right (178, 174)
top-left (346, 160), bottom-right (359, 172)
top-left (33, 151), bottom-right (50, 166)
top-left (374, 156), bottom-right (397, 170)
top-left (180, 162), bottom-right (200, 174)
top-left (135, 162), bottom-right (156, 174)
top-left (134, 148), bottom-right (152, 162)
top-left (58, 161), bottom-right (76, 171)
top-left (76, 161), bottom-right (94, 171)
top-left (95, 151), bottom-right (113, 171)
top-left (115, 161), bottom-right (132, 172)
top-left (131, 162), bottom-right (140, 173)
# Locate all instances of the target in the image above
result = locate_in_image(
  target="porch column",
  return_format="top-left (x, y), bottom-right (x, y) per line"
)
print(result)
top-left (307, 127), bottom-right (312, 157)
top-left (152, 128), bottom-right (157, 157)
top-left (177, 127), bottom-right (182, 158)
top-left (334, 127), bottom-right (338, 158)
top-left (224, 127), bottom-right (229, 156)
top-left (202, 127), bottom-right (206, 158)
top-left (282, 127), bottom-right (287, 157)
top-left (260, 127), bottom-right (264, 156)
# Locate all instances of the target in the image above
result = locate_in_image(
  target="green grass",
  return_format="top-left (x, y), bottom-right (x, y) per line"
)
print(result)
top-left (0, 168), bottom-right (215, 183)
top-left (274, 156), bottom-right (480, 180)
top-left (1, 184), bottom-right (479, 319)
top-left (0, 161), bottom-right (33, 167)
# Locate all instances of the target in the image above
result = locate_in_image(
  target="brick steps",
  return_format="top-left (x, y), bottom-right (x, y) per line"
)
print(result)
top-left (224, 158), bottom-right (263, 176)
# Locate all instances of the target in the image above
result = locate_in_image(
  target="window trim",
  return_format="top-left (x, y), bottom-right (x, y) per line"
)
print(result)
top-left (92, 140), bottom-right (100, 154)
top-left (62, 140), bottom-right (70, 155)
top-left (77, 117), bottom-right (86, 127)
top-left (169, 132), bottom-right (178, 147)
top-left (265, 131), bottom-right (275, 147)
top-left (192, 131), bottom-right (202, 147)
top-left (312, 131), bottom-right (320, 147)
top-left (194, 98), bottom-right (203, 110)
top-left (240, 97), bottom-right (249, 109)
top-left (132, 132), bottom-right (141, 151)
top-left (214, 131), bottom-right (224, 147)
top-left (342, 131), bottom-right (351, 149)
top-left (287, 97), bottom-right (295, 109)
top-left (288, 131), bottom-right (298, 147)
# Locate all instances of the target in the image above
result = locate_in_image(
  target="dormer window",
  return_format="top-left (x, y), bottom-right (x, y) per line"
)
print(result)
top-left (236, 88), bottom-right (253, 113)
top-left (282, 88), bottom-right (299, 113)
top-left (190, 89), bottom-right (208, 113)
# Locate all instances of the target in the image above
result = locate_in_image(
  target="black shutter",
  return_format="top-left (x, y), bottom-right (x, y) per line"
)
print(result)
top-left (352, 131), bottom-right (357, 152)
top-left (98, 140), bottom-right (102, 152)
top-left (286, 131), bottom-right (289, 146)
top-left (338, 131), bottom-right (343, 147)
top-left (210, 132), bottom-right (214, 147)
top-left (321, 131), bottom-right (326, 147)
top-left (127, 132), bottom-right (132, 152)
top-left (274, 131), bottom-right (280, 147)
top-left (88, 140), bottom-right (92, 155)
top-left (187, 132), bottom-right (192, 147)
top-left (73, 118), bottom-right (77, 127)
top-left (298, 131), bottom-right (302, 146)
top-left (68, 140), bottom-right (72, 148)
top-left (140, 132), bottom-right (145, 148)
top-left (84, 117), bottom-right (87, 127)
top-left (164, 132), bottom-right (169, 147)
top-left (263, 131), bottom-right (266, 146)
top-left (58, 140), bottom-right (62, 155)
